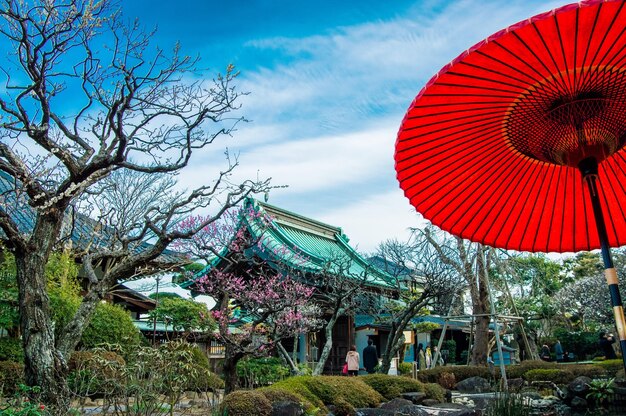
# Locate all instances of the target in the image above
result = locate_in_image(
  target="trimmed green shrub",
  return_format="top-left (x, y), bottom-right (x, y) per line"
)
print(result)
top-left (269, 375), bottom-right (382, 412)
top-left (424, 383), bottom-right (445, 402)
top-left (304, 376), bottom-right (381, 409)
top-left (220, 390), bottom-right (272, 416)
top-left (266, 376), bottom-right (326, 411)
top-left (0, 337), bottom-right (23, 363)
top-left (506, 360), bottom-right (558, 379)
top-left (259, 387), bottom-right (308, 407)
top-left (361, 373), bottom-right (425, 401)
top-left (523, 369), bottom-right (574, 384)
top-left (593, 359), bottom-right (623, 377)
top-left (569, 364), bottom-right (608, 379)
top-left (81, 302), bottom-right (142, 350)
top-left (0, 361), bottom-right (24, 396)
top-left (332, 397), bottom-right (356, 416)
top-left (398, 362), bottom-right (413, 376)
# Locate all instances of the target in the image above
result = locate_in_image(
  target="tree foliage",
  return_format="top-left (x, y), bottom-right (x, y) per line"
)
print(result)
top-left (81, 302), bottom-right (143, 350)
top-left (149, 297), bottom-right (215, 335)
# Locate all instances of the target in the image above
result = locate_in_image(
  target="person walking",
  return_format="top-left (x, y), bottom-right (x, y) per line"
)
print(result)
top-left (416, 343), bottom-right (426, 371)
top-left (345, 345), bottom-right (360, 376)
top-left (363, 338), bottom-right (379, 374)
top-left (554, 340), bottom-right (564, 362)
top-left (425, 346), bottom-right (432, 368)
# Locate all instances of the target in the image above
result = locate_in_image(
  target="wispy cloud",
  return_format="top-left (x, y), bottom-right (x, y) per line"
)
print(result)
top-left (179, 0), bottom-right (565, 250)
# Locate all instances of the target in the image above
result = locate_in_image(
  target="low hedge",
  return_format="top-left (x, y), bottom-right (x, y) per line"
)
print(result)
top-left (268, 376), bottom-right (382, 412)
top-left (259, 387), bottom-right (309, 409)
top-left (523, 369), bottom-right (574, 384)
top-left (592, 359), bottom-right (623, 377)
top-left (423, 382), bottom-right (446, 402)
top-left (361, 374), bottom-right (425, 401)
top-left (0, 361), bottom-right (24, 396)
top-left (220, 390), bottom-right (272, 416)
top-left (506, 360), bottom-right (558, 379)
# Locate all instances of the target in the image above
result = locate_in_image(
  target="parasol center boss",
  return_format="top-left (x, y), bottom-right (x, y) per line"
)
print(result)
top-left (503, 66), bottom-right (626, 167)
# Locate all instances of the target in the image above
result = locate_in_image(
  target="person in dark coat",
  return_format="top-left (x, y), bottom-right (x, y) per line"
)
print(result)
top-left (599, 332), bottom-right (617, 359)
top-left (363, 338), bottom-right (379, 374)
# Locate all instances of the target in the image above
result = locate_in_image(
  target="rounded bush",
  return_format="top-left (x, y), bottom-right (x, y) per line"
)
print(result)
top-left (523, 369), bottom-right (574, 384)
top-left (424, 383), bottom-right (445, 402)
top-left (332, 397), bottom-right (356, 416)
top-left (0, 338), bottom-right (23, 363)
top-left (361, 373), bottom-right (425, 400)
top-left (592, 359), bottom-right (623, 377)
top-left (259, 387), bottom-right (307, 405)
top-left (220, 390), bottom-right (272, 416)
top-left (398, 362), bottom-right (413, 375)
top-left (81, 302), bottom-right (142, 349)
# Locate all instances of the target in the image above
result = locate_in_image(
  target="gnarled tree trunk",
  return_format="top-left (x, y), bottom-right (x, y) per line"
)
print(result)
top-left (15, 213), bottom-right (69, 408)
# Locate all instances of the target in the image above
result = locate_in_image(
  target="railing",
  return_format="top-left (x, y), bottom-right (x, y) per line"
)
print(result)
top-left (207, 339), bottom-right (225, 357)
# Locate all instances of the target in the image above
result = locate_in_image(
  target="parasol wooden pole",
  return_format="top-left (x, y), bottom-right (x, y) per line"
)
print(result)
top-left (579, 157), bottom-right (626, 372)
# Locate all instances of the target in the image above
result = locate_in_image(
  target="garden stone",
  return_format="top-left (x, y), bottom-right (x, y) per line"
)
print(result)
top-left (570, 396), bottom-right (588, 410)
top-left (355, 409), bottom-right (395, 416)
top-left (402, 392), bottom-right (427, 404)
top-left (454, 377), bottom-right (491, 393)
top-left (380, 398), bottom-right (414, 411)
top-left (421, 399), bottom-right (441, 406)
top-left (392, 405), bottom-right (429, 415)
top-left (428, 402), bottom-right (476, 416)
top-left (521, 391), bottom-right (542, 400)
top-left (568, 376), bottom-right (592, 396)
top-left (272, 400), bottom-right (305, 416)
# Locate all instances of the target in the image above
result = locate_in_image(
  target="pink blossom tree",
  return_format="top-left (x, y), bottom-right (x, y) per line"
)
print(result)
top-left (174, 208), bottom-right (321, 393)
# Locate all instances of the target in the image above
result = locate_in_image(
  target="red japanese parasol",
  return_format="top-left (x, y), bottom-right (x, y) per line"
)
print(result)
top-left (395, 0), bottom-right (626, 368)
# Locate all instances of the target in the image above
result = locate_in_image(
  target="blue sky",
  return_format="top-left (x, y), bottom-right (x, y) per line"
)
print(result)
top-left (121, 0), bottom-right (564, 254)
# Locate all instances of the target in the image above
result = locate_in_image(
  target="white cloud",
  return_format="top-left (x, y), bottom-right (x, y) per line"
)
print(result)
top-left (315, 188), bottom-right (425, 254)
top-left (170, 0), bottom-right (568, 252)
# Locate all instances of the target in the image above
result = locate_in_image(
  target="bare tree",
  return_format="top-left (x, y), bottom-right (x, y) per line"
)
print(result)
top-left (374, 236), bottom-right (464, 373)
top-left (0, 0), bottom-right (269, 406)
top-left (420, 225), bottom-right (493, 365)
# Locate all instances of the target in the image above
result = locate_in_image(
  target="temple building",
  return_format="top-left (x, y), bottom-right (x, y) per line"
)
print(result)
top-left (179, 198), bottom-right (403, 373)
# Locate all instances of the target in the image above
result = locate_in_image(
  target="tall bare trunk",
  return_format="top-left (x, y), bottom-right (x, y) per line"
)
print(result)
top-left (313, 314), bottom-right (339, 376)
top-left (470, 246), bottom-right (491, 366)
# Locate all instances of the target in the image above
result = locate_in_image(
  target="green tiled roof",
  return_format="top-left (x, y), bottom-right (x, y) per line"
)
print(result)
top-left (181, 198), bottom-right (396, 289)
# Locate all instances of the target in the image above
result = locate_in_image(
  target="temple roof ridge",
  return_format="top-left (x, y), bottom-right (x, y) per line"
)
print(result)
top-left (249, 198), bottom-right (346, 241)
